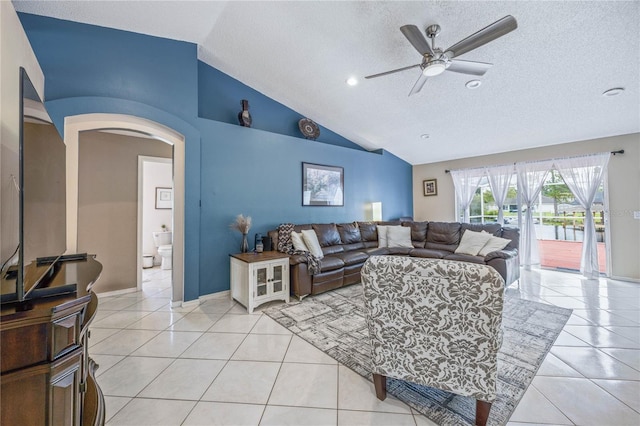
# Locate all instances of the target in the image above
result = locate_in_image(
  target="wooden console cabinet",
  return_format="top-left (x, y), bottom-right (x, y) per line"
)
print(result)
top-left (1, 255), bottom-right (104, 425)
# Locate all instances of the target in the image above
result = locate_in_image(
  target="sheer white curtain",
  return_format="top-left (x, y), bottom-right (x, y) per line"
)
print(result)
top-left (450, 168), bottom-right (485, 222)
top-left (486, 164), bottom-right (515, 225)
top-left (516, 161), bottom-right (552, 269)
top-left (554, 153), bottom-right (610, 279)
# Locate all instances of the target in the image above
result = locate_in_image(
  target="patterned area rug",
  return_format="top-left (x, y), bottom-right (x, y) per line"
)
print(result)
top-left (264, 285), bottom-right (572, 426)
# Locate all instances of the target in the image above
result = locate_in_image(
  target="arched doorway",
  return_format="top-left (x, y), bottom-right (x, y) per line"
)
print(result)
top-left (64, 114), bottom-right (185, 304)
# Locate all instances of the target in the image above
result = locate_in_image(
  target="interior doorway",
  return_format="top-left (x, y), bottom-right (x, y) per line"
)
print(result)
top-left (64, 114), bottom-right (186, 304)
top-left (138, 156), bottom-right (173, 290)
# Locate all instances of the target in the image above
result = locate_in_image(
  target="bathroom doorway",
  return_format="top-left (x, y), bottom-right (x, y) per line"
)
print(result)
top-left (138, 156), bottom-right (173, 291)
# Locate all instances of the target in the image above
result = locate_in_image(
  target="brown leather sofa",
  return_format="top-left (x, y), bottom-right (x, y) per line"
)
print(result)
top-left (267, 221), bottom-right (520, 299)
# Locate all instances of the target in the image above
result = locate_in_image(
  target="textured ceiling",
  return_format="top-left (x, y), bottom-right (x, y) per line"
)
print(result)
top-left (13, 1), bottom-right (640, 165)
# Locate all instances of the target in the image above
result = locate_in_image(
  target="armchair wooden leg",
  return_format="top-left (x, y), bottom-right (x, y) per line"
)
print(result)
top-left (373, 374), bottom-right (387, 401)
top-left (475, 399), bottom-right (492, 426)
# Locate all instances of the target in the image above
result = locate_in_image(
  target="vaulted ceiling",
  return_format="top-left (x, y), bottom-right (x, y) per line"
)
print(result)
top-left (13, 1), bottom-right (640, 165)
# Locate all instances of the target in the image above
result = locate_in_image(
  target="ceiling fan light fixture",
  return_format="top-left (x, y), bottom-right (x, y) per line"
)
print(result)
top-left (422, 60), bottom-right (446, 77)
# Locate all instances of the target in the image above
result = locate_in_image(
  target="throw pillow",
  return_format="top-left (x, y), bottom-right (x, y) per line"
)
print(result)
top-left (376, 225), bottom-right (389, 248)
top-left (478, 235), bottom-right (512, 257)
top-left (301, 229), bottom-right (324, 259)
top-left (291, 231), bottom-right (309, 252)
top-left (455, 230), bottom-right (492, 256)
top-left (386, 225), bottom-right (413, 248)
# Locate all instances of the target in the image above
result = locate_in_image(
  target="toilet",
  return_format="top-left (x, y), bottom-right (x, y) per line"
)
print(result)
top-left (152, 231), bottom-right (172, 270)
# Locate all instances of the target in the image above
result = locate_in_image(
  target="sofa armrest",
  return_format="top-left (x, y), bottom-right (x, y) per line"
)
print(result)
top-left (288, 254), bottom-right (308, 266)
top-left (484, 248), bottom-right (518, 262)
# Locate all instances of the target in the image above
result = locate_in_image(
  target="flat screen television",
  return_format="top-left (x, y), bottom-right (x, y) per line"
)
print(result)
top-left (0, 67), bottom-right (67, 303)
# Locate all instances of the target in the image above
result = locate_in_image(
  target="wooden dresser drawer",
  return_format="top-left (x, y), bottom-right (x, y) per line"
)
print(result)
top-left (52, 311), bottom-right (81, 360)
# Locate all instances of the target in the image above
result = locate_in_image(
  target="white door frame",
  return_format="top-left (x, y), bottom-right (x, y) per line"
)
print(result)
top-left (137, 155), bottom-right (173, 290)
top-left (64, 113), bottom-right (185, 303)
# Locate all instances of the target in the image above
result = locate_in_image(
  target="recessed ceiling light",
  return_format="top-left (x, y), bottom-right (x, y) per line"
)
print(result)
top-left (346, 77), bottom-right (358, 86)
top-left (602, 87), bottom-right (624, 97)
top-left (420, 134), bottom-right (430, 139)
top-left (465, 80), bottom-right (482, 89)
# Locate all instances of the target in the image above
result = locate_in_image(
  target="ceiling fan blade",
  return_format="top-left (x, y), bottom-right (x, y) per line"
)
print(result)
top-left (364, 63), bottom-right (421, 79)
top-left (445, 15), bottom-right (517, 59)
top-left (408, 73), bottom-right (428, 96)
top-left (400, 25), bottom-right (434, 56)
top-left (447, 59), bottom-right (493, 76)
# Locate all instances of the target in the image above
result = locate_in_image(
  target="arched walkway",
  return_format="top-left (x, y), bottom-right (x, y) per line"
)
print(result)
top-left (64, 113), bottom-right (185, 303)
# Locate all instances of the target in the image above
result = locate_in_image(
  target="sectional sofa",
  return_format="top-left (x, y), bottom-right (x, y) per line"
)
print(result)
top-left (267, 221), bottom-right (520, 299)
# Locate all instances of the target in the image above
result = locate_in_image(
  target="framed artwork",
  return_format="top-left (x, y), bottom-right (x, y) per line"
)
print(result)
top-left (302, 162), bottom-right (344, 206)
top-left (155, 187), bottom-right (173, 209)
top-left (423, 179), bottom-right (438, 196)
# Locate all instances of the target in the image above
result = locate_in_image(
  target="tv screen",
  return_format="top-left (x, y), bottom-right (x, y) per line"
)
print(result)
top-left (0, 68), bottom-right (67, 302)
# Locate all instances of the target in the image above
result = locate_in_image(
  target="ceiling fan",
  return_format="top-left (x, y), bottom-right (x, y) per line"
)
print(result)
top-left (365, 15), bottom-right (517, 96)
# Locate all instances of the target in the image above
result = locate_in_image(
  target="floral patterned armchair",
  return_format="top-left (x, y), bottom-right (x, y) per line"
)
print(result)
top-left (361, 256), bottom-right (505, 426)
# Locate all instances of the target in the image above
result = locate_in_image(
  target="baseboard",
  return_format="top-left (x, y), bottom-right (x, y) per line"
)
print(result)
top-left (175, 290), bottom-right (231, 309)
top-left (180, 299), bottom-right (199, 309)
top-left (609, 275), bottom-right (640, 284)
top-left (199, 290), bottom-right (230, 302)
top-left (95, 287), bottom-right (137, 298)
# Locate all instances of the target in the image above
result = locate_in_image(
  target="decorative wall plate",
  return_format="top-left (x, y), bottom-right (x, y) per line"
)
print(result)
top-left (298, 118), bottom-right (320, 140)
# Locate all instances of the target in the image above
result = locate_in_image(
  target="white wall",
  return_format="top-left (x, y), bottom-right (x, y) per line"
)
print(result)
top-left (142, 159), bottom-right (173, 263)
top-left (0, 3), bottom-right (45, 265)
top-left (413, 133), bottom-right (640, 281)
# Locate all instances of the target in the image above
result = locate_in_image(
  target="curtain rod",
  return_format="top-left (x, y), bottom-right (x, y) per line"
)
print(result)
top-left (444, 149), bottom-right (625, 173)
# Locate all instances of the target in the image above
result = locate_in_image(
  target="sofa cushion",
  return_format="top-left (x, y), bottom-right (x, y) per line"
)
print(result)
top-left (377, 225), bottom-right (390, 247)
top-left (501, 227), bottom-right (520, 251)
top-left (322, 245), bottom-right (344, 256)
top-left (425, 222), bottom-right (462, 252)
top-left (387, 247), bottom-right (412, 255)
top-left (455, 230), bottom-right (493, 256)
top-left (357, 222), bottom-right (378, 242)
top-left (387, 225), bottom-right (413, 248)
top-left (331, 250), bottom-right (369, 266)
top-left (408, 248), bottom-right (446, 259)
top-left (337, 222), bottom-right (362, 244)
top-left (444, 253), bottom-right (486, 264)
top-left (405, 221), bottom-right (428, 247)
top-left (312, 223), bottom-right (342, 247)
top-left (342, 242), bottom-right (365, 251)
top-left (364, 247), bottom-right (389, 256)
top-left (478, 235), bottom-right (512, 257)
top-left (301, 229), bottom-right (324, 259)
top-left (291, 231), bottom-right (309, 252)
top-left (462, 222), bottom-right (502, 237)
top-left (318, 255), bottom-right (345, 272)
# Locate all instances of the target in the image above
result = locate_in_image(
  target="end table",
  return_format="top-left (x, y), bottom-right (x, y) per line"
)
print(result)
top-left (229, 251), bottom-right (290, 313)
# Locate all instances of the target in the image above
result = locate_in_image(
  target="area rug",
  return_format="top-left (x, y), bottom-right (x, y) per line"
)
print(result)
top-left (264, 285), bottom-right (572, 426)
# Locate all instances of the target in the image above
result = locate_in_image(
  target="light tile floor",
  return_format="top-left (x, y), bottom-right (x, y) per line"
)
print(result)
top-left (92, 267), bottom-right (640, 425)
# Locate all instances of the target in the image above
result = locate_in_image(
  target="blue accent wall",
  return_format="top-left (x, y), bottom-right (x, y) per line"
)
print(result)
top-left (19, 14), bottom-right (198, 122)
top-left (198, 120), bottom-right (411, 295)
top-left (18, 12), bottom-right (413, 300)
top-left (198, 62), bottom-right (365, 150)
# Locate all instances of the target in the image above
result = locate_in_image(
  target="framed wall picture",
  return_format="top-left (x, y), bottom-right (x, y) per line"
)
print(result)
top-left (302, 162), bottom-right (344, 206)
top-left (155, 187), bottom-right (173, 209)
top-left (423, 179), bottom-right (438, 196)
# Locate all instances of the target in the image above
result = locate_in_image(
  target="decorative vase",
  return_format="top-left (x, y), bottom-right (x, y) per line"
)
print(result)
top-left (241, 233), bottom-right (249, 253)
